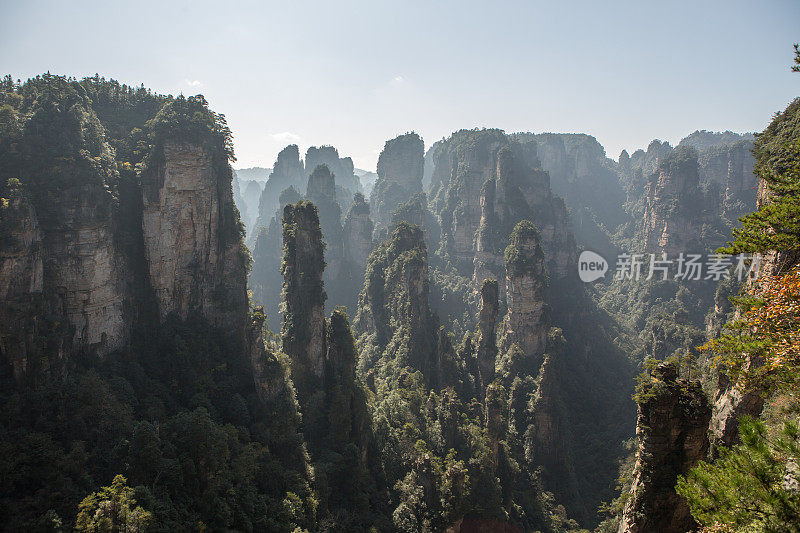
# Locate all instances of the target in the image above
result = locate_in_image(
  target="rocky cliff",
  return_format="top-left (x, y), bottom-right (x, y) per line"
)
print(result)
top-left (0, 83), bottom-right (131, 378)
top-left (371, 132), bottom-right (424, 229)
top-left (429, 130), bottom-right (575, 284)
top-left (501, 221), bottom-right (549, 369)
top-left (141, 141), bottom-right (247, 328)
top-left (0, 83), bottom-right (253, 384)
top-left (618, 362), bottom-right (711, 533)
top-left (281, 201), bottom-right (328, 404)
top-left (475, 278), bottom-right (499, 395)
top-left (250, 144), bottom-right (305, 242)
top-left (343, 192), bottom-right (374, 274)
top-left (355, 222), bottom-right (446, 387)
top-left (304, 145), bottom-right (361, 197)
top-left (513, 133), bottom-right (628, 258)
top-left (641, 146), bottom-right (713, 254)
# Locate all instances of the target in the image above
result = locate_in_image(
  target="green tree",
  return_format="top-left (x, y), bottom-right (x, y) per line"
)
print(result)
top-left (677, 417), bottom-right (800, 532)
top-left (75, 475), bottom-right (153, 532)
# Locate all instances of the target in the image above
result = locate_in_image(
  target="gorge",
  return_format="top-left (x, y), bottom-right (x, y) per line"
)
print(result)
top-left (0, 72), bottom-right (797, 533)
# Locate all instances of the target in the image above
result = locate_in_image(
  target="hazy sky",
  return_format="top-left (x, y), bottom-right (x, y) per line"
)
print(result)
top-left (2, 0), bottom-right (798, 170)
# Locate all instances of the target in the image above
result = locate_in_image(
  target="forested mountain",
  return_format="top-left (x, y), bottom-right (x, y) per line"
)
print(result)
top-left (1, 69), bottom-right (796, 533)
top-left (0, 74), bottom-right (314, 531)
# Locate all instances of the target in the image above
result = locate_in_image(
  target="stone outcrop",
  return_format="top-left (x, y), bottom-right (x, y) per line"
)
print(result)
top-left (281, 201), bottom-right (328, 404)
top-left (473, 178), bottom-right (504, 291)
top-left (474, 147), bottom-right (576, 295)
top-left (428, 129), bottom-right (509, 268)
top-left (305, 164), bottom-right (348, 310)
top-left (428, 130), bottom-right (575, 285)
top-left (249, 186), bottom-right (301, 325)
top-left (250, 144), bottom-right (305, 242)
top-left (355, 222), bottom-right (444, 387)
top-left (641, 146), bottom-right (707, 254)
top-left (141, 141), bottom-right (247, 328)
top-left (619, 362), bottom-right (711, 533)
top-left (304, 145), bottom-right (361, 197)
top-left (247, 306), bottom-right (286, 403)
top-left (0, 186), bottom-right (51, 378)
top-left (502, 221), bottom-right (549, 369)
top-left (0, 97), bottom-right (131, 378)
top-left (343, 192), bottom-right (374, 272)
top-left (526, 338), bottom-right (582, 516)
top-left (371, 132), bottom-right (424, 228)
top-left (252, 162), bottom-right (371, 323)
top-left (0, 90), bottom-right (253, 384)
top-left (279, 203), bottom-right (373, 476)
top-left (513, 133), bottom-right (628, 258)
top-left (476, 278), bottom-right (499, 393)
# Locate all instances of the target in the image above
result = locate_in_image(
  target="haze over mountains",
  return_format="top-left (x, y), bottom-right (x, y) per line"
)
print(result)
top-left (0, 60), bottom-right (797, 532)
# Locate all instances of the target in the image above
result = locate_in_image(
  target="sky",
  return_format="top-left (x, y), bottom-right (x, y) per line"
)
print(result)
top-left (2, 0), bottom-right (798, 171)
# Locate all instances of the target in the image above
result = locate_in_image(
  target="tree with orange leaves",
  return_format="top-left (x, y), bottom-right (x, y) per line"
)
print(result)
top-left (701, 268), bottom-right (800, 392)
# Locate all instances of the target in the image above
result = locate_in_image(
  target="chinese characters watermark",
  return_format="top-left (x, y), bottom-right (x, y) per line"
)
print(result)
top-left (578, 250), bottom-right (762, 283)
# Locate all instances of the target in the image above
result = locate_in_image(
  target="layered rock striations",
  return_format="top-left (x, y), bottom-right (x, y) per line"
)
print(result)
top-left (501, 221), bottom-right (549, 369)
top-left (0, 83), bottom-right (252, 383)
top-left (618, 362), bottom-right (711, 533)
top-left (141, 141), bottom-right (247, 328)
top-left (641, 146), bottom-right (711, 254)
top-left (0, 86), bottom-right (130, 377)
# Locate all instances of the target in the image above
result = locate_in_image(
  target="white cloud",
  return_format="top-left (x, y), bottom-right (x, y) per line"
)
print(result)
top-left (184, 79), bottom-right (203, 87)
top-left (270, 131), bottom-right (301, 143)
top-left (392, 75), bottom-right (405, 83)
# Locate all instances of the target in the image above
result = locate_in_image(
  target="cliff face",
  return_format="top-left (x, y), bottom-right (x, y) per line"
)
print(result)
top-left (249, 186), bottom-right (301, 326)
top-left (279, 202), bottom-right (374, 512)
top-left (502, 221), bottom-right (549, 369)
top-left (141, 141), bottom-right (247, 328)
top-left (619, 362), bottom-right (711, 533)
top-left (0, 187), bottom-right (48, 378)
top-left (251, 162), bottom-right (370, 323)
top-left (513, 133), bottom-right (628, 259)
top-left (429, 130), bottom-right (575, 284)
top-left (305, 145), bottom-right (361, 197)
top-left (641, 146), bottom-right (708, 254)
top-left (251, 144), bottom-right (305, 240)
top-left (305, 164), bottom-right (350, 311)
top-left (281, 201), bottom-right (328, 403)
top-left (0, 84), bottom-right (253, 385)
top-left (343, 192), bottom-right (374, 273)
top-left (44, 181), bottom-right (130, 356)
top-left (0, 90), bottom-right (131, 378)
top-left (476, 278), bottom-right (499, 394)
top-left (429, 129), bottom-right (509, 268)
top-left (371, 132), bottom-right (424, 229)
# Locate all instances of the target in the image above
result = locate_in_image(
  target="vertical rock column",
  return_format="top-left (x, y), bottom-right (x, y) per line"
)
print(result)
top-left (619, 362), bottom-right (711, 533)
top-left (476, 278), bottom-right (499, 394)
top-left (140, 141), bottom-right (247, 328)
top-left (343, 192), bottom-right (374, 273)
top-left (503, 220), bottom-right (549, 372)
top-left (281, 201), bottom-right (328, 406)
